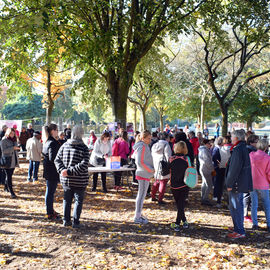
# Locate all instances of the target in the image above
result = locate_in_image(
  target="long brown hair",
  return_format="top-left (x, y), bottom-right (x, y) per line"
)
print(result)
top-left (43, 124), bottom-right (58, 142)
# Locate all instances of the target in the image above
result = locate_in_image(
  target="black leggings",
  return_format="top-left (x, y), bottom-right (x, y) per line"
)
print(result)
top-left (93, 172), bottom-right (107, 190)
top-left (4, 168), bottom-right (15, 195)
top-left (171, 187), bottom-right (189, 224)
top-left (114, 158), bottom-right (127, 186)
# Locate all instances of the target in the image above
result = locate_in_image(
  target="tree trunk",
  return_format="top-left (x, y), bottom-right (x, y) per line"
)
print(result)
top-left (221, 105), bottom-right (228, 137)
top-left (200, 95), bottom-right (205, 131)
top-left (246, 118), bottom-right (253, 131)
top-left (106, 68), bottom-right (136, 129)
top-left (46, 70), bottom-right (54, 125)
top-left (46, 103), bottom-right (54, 125)
top-left (141, 108), bottom-right (147, 130)
top-left (134, 104), bottom-right (137, 131)
top-left (159, 112), bottom-right (164, 132)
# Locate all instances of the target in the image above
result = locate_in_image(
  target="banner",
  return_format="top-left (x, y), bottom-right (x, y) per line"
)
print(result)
top-left (0, 120), bottom-right (22, 132)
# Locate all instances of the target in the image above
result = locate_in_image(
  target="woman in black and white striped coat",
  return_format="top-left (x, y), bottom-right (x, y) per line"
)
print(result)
top-left (54, 125), bottom-right (90, 228)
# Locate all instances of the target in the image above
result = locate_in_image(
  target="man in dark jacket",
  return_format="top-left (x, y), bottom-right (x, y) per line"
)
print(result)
top-left (225, 129), bottom-right (253, 239)
top-left (175, 132), bottom-right (194, 165)
top-left (149, 131), bottom-right (159, 150)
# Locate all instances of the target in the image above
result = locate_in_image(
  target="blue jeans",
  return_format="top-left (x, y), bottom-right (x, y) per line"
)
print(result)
top-left (28, 160), bottom-right (40, 181)
top-left (63, 186), bottom-right (85, 225)
top-left (228, 191), bottom-right (245, 235)
top-left (251, 189), bottom-right (270, 227)
top-left (45, 180), bottom-right (58, 215)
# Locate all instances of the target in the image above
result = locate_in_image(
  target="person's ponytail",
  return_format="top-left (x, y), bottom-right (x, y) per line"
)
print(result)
top-left (42, 124), bottom-right (58, 142)
top-left (42, 126), bottom-right (50, 143)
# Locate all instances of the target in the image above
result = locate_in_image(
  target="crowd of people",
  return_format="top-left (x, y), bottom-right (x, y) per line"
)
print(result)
top-left (0, 122), bottom-right (269, 239)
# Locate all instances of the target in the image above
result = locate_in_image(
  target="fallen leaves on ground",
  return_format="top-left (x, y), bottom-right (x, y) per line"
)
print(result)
top-left (0, 164), bottom-right (269, 269)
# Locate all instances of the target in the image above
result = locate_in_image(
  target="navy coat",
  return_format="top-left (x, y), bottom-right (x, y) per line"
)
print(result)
top-left (225, 141), bottom-right (253, 193)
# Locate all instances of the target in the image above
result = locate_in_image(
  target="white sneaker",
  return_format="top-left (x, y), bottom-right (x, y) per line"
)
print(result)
top-left (134, 216), bottom-right (149, 224)
top-left (213, 197), bottom-right (217, 201)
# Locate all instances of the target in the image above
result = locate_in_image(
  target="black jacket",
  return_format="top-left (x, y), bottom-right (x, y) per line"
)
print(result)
top-left (169, 154), bottom-right (188, 189)
top-left (175, 132), bottom-right (194, 165)
top-left (225, 141), bottom-right (253, 193)
top-left (246, 144), bottom-right (257, 154)
top-left (42, 136), bottom-right (61, 181)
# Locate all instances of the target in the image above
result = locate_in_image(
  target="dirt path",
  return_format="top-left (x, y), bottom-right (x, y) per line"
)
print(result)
top-left (0, 165), bottom-right (269, 269)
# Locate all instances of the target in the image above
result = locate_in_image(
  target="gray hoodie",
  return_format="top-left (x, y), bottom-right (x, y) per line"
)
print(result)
top-left (133, 141), bottom-right (154, 179)
top-left (198, 145), bottom-right (214, 174)
top-left (151, 140), bottom-right (172, 179)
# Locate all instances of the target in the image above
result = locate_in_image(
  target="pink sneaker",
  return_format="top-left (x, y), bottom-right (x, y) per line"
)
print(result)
top-left (227, 232), bottom-right (245, 239)
top-left (244, 216), bottom-right (252, 223)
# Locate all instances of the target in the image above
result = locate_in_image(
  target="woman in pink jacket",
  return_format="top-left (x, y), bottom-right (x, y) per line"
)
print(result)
top-left (112, 130), bottom-right (130, 190)
top-left (250, 139), bottom-right (270, 232)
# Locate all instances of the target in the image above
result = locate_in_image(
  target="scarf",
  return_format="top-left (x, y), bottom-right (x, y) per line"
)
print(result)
top-left (7, 136), bottom-right (17, 143)
top-left (230, 140), bottom-right (242, 152)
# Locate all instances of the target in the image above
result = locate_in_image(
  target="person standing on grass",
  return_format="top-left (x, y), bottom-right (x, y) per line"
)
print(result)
top-left (133, 130), bottom-right (154, 224)
top-left (225, 129), bottom-right (253, 239)
top-left (0, 125), bottom-right (8, 186)
top-left (19, 127), bottom-right (29, 152)
top-left (88, 130), bottom-right (97, 150)
top-left (0, 128), bottom-right (20, 198)
top-left (26, 131), bottom-right (42, 182)
top-left (151, 132), bottom-right (172, 205)
top-left (27, 123), bottom-right (35, 138)
top-left (42, 124), bottom-right (61, 220)
top-left (212, 137), bottom-right (225, 208)
top-left (198, 139), bottom-right (215, 205)
top-left (243, 134), bottom-right (259, 223)
top-left (90, 131), bottom-right (112, 193)
top-left (215, 123), bottom-right (220, 138)
top-left (169, 141), bottom-right (190, 232)
top-left (203, 124), bottom-right (209, 139)
top-left (112, 130), bottom-right (130, 190)
top-left (249, 139), bottom-right (270, 232)
top-left (175, 132), bottom-right (194, 165)
top-left (189, 131), bottom-right (200, 174)
top-left (55, 126), bottom-right (90, 228)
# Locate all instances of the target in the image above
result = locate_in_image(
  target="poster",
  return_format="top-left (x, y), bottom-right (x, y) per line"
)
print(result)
top-left (0, 120), bottom-right (22, 132)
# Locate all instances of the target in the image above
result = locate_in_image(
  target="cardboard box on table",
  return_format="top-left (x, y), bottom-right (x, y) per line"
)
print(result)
top-left (106, 156), bottom-right (121, 169)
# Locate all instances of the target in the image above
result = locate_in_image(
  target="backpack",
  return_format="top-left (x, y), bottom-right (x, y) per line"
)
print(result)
top-left (183, 156), bottom-right (198, 188)
top-left (219, 146), bottom-right (231, 168)
top-left (112, 140), bottom-right (119, 156)
top-left (159, 145), bottom-right (170, 176)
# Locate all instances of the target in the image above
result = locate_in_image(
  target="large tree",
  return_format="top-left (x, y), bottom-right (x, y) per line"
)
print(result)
top-left (128, 47), bottom-right (170, 130)
top-left (193, 0), bottom-right (270, 136)
top-left (0, 4), bottom-right (72, 124)
top-left (46, 0), bottom-right (205, 126)
top-left (229, 81), bottom-right (270, 129)
top-left (1, 94), bottom-right (46, 120)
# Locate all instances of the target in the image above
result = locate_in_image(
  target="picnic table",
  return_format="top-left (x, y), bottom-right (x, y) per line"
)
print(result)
top-left (88, 166), bottom-right (136, 194)
top-left (18, 151), bottom-right (27, 162)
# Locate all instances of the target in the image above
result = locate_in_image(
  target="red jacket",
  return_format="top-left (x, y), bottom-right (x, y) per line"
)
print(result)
top-left (190, 137), bottom-right (200, 156)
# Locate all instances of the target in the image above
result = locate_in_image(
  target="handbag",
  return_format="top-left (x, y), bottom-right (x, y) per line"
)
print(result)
top-left (160, 146), bottom-right (170, 176)
top-left (96, 157), bottom-right (106, 167)
top-left (0, 142), bottom-right (12, 168)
